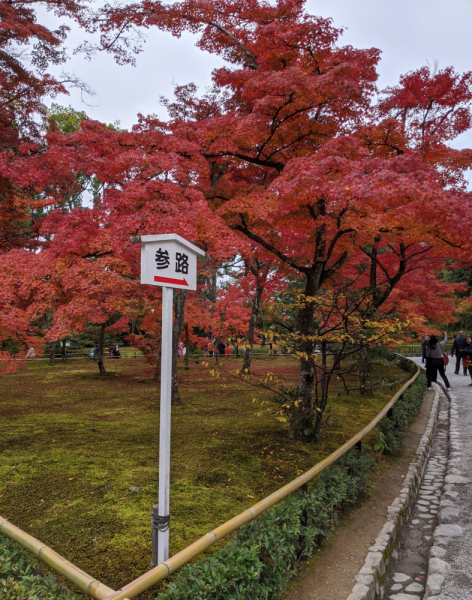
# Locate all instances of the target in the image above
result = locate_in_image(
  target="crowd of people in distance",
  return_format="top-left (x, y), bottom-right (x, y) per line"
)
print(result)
top-left (90, 344), bottom-right (121, 359)
top-left (202, 340), bottom-right (232, 357)
top-left (450, 331), bottom-right (472, 380)
top-left (421, 330), bottom-right (472, 391)
top-left (201, 337), bottom-right (290, 357)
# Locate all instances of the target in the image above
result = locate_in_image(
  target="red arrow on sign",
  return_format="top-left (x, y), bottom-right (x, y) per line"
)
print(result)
top-left (154, 275), bottom-right (189, 286)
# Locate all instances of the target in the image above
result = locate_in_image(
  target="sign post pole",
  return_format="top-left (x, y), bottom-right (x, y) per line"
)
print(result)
top-left (157, 285), bottom-right (173, 564)
top-left (135, 233), bottom-right (205, 568)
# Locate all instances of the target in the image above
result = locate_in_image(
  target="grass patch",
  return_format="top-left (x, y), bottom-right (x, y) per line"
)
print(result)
top-left (0, 356), bottom-right (410, 598)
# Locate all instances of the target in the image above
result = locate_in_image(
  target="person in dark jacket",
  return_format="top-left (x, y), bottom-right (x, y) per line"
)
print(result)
top-left (217, 340), bottom-right (226, 356)
top-left (451, 331), bottom-right (468, 375)
top-left (460, 336), bottom-right (472, 386)
top-left (425, 333), bottom-right (451, 390)
top-left (421, 335), bottom-right (430, 364)
top-left (111, 345), bottom-right (121, 358)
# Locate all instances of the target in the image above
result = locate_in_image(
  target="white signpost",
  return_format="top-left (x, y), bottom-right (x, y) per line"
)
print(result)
top-left (137, 234), bottom-right (205, 567)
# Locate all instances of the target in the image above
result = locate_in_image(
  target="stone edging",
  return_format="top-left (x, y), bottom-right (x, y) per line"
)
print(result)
top-left (424, 387), bottom-right (469, 599)
top-left (346, 385), bottom-right (441, 600)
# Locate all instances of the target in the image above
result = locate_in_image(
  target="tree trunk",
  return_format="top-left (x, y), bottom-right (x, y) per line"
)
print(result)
top-left (61, 339), bottom-right (67, 362)
top-left (48, 341), bottom-right (55, 367)
top-left (242, 281), bottom-right (263, 374)
top-left (312, 341), bottom-right (329, 437)
top-left (171, 290), bottom-right (187, 404)
top-left (289, 274), bottom-right (317, 441)
top-left (356, 344), bottom-right (373, 396)
top-left (184, 323), bottom-right (190, 371)
top-left (98, 323), bottom-right (107, 375)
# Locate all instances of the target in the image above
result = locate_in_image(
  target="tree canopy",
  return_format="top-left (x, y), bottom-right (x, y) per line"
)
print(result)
top-left (1, 0), bottom-right (471, 438)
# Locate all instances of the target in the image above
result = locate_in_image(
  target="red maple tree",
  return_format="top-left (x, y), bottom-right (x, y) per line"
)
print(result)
top-left (69, 0), bottom-right (472, 437)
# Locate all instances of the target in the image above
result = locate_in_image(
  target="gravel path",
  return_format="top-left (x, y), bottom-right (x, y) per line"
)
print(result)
top-left (427, 363), bottom-right (472, 600)
top-left (388, 360), bottom-right (472, 600)
top-left (384, 381), bottom-right (448, 600)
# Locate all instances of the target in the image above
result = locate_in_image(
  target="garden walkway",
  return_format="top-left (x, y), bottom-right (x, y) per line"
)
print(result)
top-left (390, 360), bottom-right (472, 600)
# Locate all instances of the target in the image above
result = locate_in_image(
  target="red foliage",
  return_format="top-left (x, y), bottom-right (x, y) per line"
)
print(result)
top-left (0, 0), bottom-right (471, 402)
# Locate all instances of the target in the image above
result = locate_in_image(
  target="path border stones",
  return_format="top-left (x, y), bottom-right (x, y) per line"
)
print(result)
top-left (346, 385), bottom-right (441, 600)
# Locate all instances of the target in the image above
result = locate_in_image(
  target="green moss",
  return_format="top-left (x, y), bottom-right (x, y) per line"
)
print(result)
top-left (0, 357), bottom-right (409, 598)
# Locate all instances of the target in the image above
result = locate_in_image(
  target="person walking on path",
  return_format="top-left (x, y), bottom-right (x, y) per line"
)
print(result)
top-left (225, 343), bottom-right (231, 358)
top-left (451, 330), bottom-right (468, 375)
top-left (460, 336), bottom-right (472, 386)
top-left (425, 332), bottom-right (451, 390)
top-left (421, 335), bottom-right (430, 364)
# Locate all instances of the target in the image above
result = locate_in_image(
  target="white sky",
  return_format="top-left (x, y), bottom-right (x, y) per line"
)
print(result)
top-left (45, 0), bottom-right (472, 153)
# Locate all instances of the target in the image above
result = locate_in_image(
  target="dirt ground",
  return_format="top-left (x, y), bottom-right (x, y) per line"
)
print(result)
top-left (278, 389), bottom-right (434, 600)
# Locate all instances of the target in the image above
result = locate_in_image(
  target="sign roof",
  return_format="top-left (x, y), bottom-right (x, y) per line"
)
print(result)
top-left (137, 234), bottom-right (205, 257)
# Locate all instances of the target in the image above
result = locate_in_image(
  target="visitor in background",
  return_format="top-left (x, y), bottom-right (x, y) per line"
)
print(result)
top-left (208, 340), bottom-right (215, 357)
top-left (225, 343), bottom-right (231, 358)
top-left (425, 332), bottom-right (451, 391)
top-left (92, 345), bottom-right (99, 358)
top-left (26, 347), bottom-right (36, 360)
top-left (218, 340), bottom-right (226, 356)
top-left (460, 336), bottom-right (472, 386)
top-left (111, 345), bottom-right (121, 358)
top-left (421, 335), bottom-right (430, 364)
top-left (451, 330), bottom-right (467, 375)
top-left (450, 335), bottom-right (457, 365)
top-left (178, 341), bottom-right (185, 358)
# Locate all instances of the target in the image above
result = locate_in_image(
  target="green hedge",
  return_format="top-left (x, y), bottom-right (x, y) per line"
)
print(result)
top-left (379, 368), bottom-right (427, 454)
top-left (0, 535), bottom-right (78, 600)
top-left (156, 361), bottom-right (426, 600)
top-left (157, 450), bottom-right (374, 600)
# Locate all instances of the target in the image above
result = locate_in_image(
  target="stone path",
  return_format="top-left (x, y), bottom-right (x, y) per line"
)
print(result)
top-left (430, 367), bottom-right (472, 600)
top-left (384, 361), bottom-right (472, 600)
top-left (383, 384), bottom-right (449, 600)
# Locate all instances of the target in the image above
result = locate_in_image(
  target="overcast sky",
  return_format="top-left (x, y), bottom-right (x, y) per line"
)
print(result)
top-left (45, 0), bottom-right (471, 154)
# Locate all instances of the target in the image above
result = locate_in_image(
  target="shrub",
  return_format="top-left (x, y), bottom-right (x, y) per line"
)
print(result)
top-left (378, 369), bottom-right (427, 454)
top-left (0, 535), bottom-right (79, 600)
top-left (157, 450), bottom-right (374, 600)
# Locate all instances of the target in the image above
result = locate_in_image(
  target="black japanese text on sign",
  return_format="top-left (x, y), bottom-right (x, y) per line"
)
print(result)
top-left (140, 234), bottom-right (205, 291)
top-left (155, 248), bottom-right (189, 274)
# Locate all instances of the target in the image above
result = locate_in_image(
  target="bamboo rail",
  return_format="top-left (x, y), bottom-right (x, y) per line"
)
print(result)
top-left (0, 515), bottom-right (115, 599)
top-left (0, 361), bottom-right (420, 600)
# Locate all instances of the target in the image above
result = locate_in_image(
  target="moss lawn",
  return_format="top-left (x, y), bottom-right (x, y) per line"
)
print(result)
top-left (0, 354), bottom-right (410, 598)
